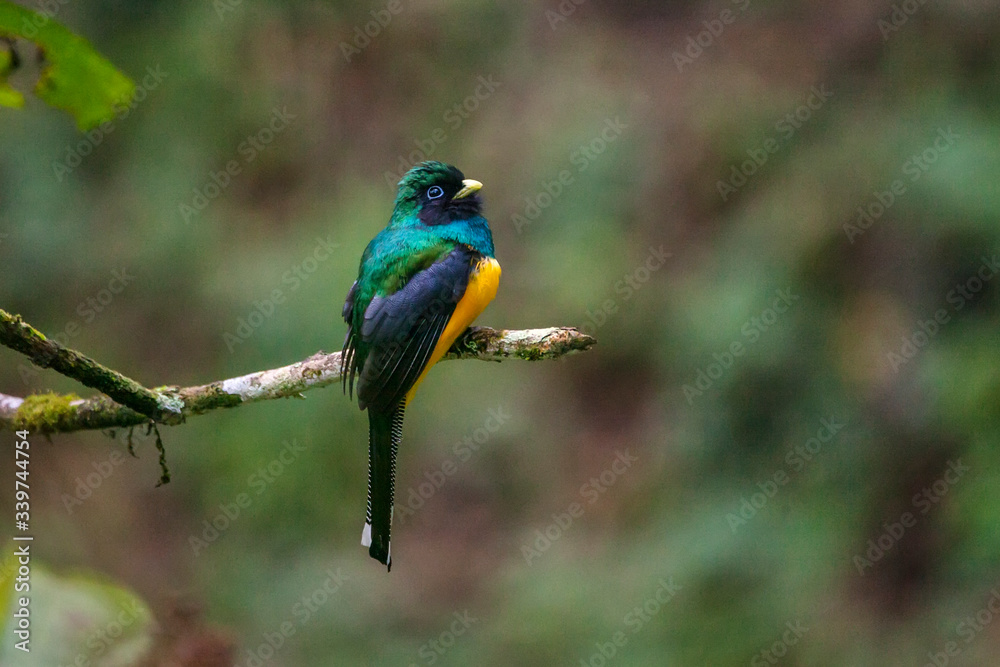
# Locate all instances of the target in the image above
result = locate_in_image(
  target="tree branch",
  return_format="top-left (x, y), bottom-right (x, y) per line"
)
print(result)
top-left (0, 315), bottom-right (595, 434)
top-left (0, 308), bottom-right (180, 422)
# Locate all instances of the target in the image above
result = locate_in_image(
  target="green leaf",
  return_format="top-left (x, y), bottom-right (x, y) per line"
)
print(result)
top-left (0, 1), bottom-right (134, 130)
top-left (0, 551), bottom-right (156, 664)
top-left (0, 38), bottom-right (23, 108)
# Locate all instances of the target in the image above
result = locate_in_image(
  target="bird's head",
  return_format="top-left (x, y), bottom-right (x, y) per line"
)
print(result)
top-left (391, 161), bottom-right (484, 226)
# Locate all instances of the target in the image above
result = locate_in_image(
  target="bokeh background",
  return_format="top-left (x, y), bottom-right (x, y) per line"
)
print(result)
top-left (3, 0), bottom-right (1000, 664)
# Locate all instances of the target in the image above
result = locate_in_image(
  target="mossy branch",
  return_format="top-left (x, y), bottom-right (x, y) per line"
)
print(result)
top-left (0, 308), bottom-right (181, 423)
top-left (0, 312), bottom-right (595, 434)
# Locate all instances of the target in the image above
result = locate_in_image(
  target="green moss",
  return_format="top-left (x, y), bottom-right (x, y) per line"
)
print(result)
top-left (451, 328), bottom-right (488, 356)
top-left (184, 383), bottom-right (241, 414)
top-left (516, 347), bottom-right (546, 361)
top-left (13, 392), bottom-right (82, 434)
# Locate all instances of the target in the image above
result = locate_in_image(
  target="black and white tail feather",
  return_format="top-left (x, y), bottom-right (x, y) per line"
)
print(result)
top-left (361, 401), bottom-right (405, 571)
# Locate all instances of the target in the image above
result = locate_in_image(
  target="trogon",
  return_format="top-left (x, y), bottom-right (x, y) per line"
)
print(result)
top-left (342, 161), bottom-right (500, 570)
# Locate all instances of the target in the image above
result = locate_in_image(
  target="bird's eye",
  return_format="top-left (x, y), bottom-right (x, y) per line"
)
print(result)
top-left (427, 185), bottom-right (444, 199)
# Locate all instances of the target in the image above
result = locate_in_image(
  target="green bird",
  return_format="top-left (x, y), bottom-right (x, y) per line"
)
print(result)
top-left (342, 161), bottom-right (500, 570)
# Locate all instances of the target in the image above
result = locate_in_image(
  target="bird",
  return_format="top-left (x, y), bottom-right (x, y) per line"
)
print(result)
top-left (341, 161), bottom-right (500, 570)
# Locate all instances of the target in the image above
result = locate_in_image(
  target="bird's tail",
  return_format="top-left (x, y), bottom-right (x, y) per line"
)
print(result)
top-left (361, 401), bottom-right (404, 571)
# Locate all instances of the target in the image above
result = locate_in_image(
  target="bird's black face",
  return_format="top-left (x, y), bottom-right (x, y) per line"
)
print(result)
top-left (395, 162), bottom-right (483, 226)
top-left (416, 175), bottom-right (483, 226)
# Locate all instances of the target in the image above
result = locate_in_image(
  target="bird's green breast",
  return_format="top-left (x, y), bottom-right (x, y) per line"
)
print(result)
top-left (360, 236), bottom-right (454, 296)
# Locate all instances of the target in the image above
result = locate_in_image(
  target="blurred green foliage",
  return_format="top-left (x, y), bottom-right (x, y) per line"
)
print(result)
top-left (0, 1), bottom-right (135, 128)
top-left (2, 0), bottom-right (1000, 665)
top-left (0, 551), bottom-right (155, 664)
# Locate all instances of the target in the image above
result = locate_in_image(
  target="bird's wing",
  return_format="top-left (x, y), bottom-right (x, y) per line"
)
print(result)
top-left (348, 245), bottom-right (476, 412)
top-left (341, 280), bottom-right (361, 397)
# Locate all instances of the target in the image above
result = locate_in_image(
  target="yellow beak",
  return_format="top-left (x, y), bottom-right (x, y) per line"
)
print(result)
top-left (453, 179), bottom-right (483, 199)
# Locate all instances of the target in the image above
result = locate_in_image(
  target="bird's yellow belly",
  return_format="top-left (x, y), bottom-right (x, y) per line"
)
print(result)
top-left (405, 257), bottom-right (501, 403)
